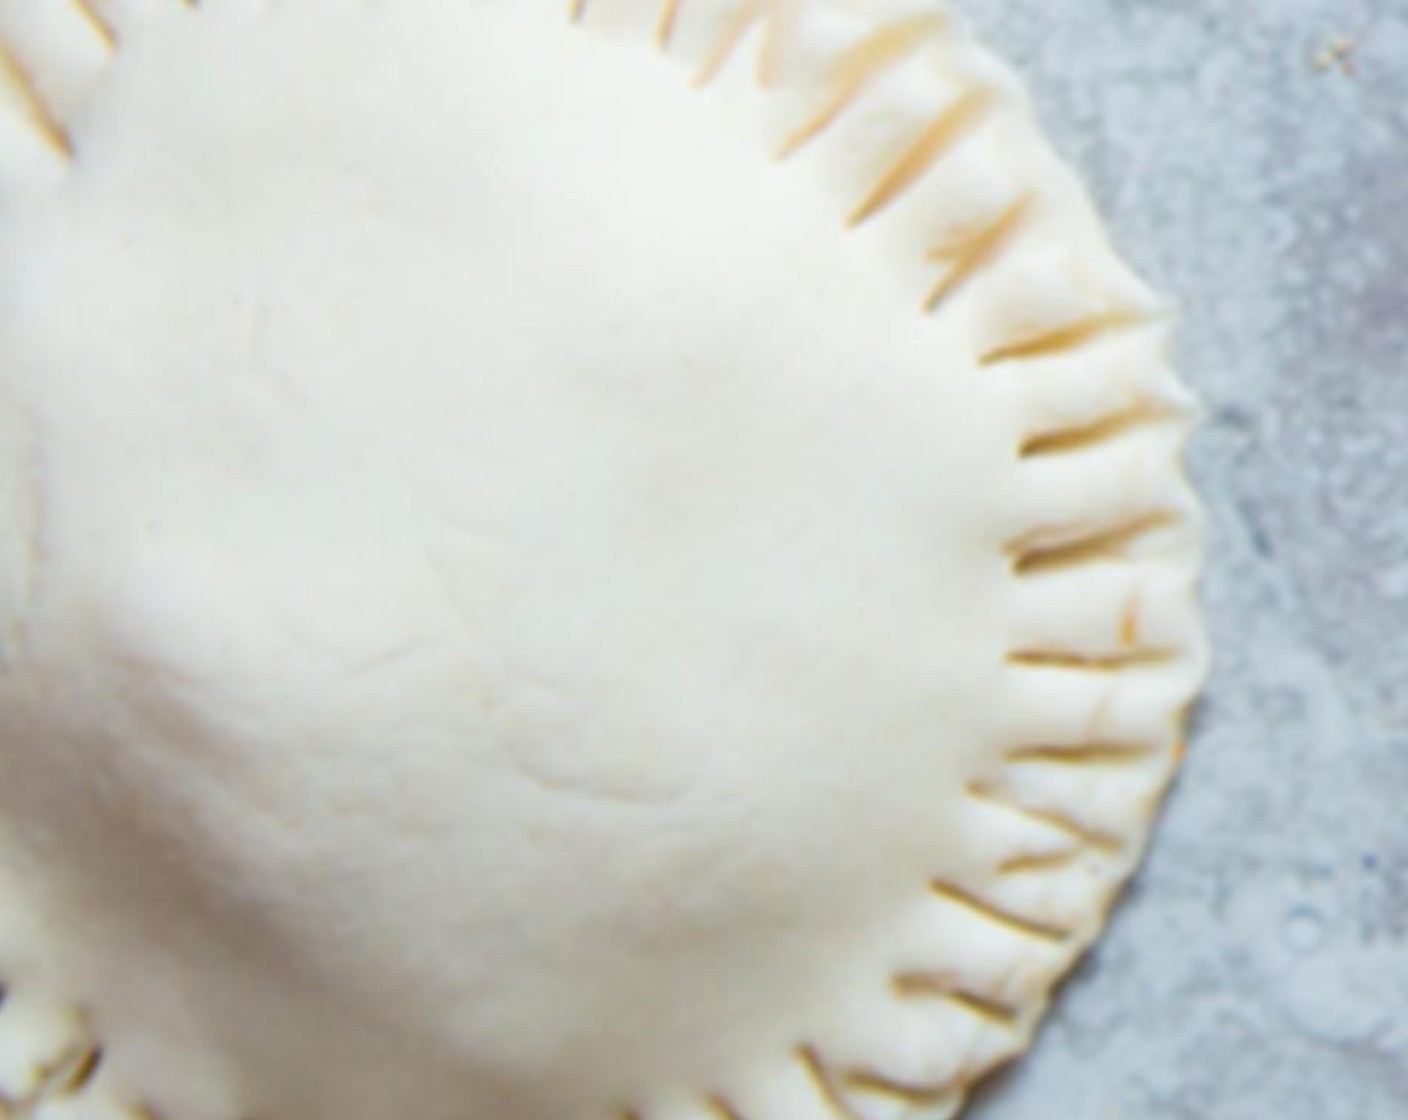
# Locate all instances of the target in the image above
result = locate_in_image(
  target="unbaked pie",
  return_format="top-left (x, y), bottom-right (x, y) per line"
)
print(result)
top-left (0, 3), bottom-right (1205, 1119)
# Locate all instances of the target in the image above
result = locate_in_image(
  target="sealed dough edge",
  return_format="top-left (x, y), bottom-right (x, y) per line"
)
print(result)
top-left (0, 2), bottom-right (1206, 1120)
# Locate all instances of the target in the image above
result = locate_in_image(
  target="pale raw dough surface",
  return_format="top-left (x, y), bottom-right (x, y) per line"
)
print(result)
top-left (0, 3), bottom-right (1203, 1120)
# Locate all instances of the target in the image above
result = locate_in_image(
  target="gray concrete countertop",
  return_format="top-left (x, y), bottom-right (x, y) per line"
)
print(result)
top-left (950, 3), bottom-right (1408, 1117)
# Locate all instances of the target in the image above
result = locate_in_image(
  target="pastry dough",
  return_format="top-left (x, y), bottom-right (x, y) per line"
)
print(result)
top-left (0, 2), bottom-right (1205, 1119)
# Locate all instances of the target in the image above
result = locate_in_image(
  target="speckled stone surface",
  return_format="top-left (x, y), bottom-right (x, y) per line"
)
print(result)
top-left (949, 3), bottom-right (1408, 1117)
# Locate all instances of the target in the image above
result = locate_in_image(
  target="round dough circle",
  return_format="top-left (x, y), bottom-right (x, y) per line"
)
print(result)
top-left (0, 4), bottom-right (1205, 1120)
